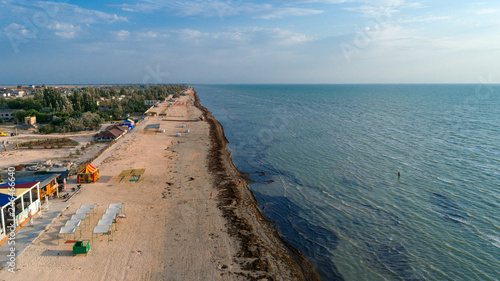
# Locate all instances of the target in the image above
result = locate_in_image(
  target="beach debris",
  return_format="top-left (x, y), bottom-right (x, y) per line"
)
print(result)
top-left (217, 264), bottom-right (229, 271)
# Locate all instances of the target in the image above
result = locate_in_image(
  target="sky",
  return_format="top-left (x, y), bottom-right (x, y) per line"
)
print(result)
top-left (1, 0), bottom-right (500, 84)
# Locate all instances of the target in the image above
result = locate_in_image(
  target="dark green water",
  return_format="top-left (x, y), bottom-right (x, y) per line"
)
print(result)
top-left (195, 84), bottom-right (500, 281)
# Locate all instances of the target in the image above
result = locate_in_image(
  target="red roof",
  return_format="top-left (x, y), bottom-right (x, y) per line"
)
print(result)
top-left (94, 129), bottom-right (123, 139)
top-left (0, 181), bottom-right (40, 189)
top-left (94, 125), bottom-right (126, 139)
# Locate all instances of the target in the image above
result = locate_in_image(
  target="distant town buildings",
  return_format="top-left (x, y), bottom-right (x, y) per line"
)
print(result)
top-left (0, 109), bottom-right (18, 121)
top-left (0, 84), bottom-right (65, 99)
top-left (9, 89), bottom-right (25, 97)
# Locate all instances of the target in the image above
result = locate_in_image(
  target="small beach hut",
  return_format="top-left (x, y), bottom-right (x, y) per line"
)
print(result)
top-left (122, 119), bottom-right (135, 130)
top-left (0, 181), bottom-right (41, 245)
top-left (77, 164), bottom-right (99, 183)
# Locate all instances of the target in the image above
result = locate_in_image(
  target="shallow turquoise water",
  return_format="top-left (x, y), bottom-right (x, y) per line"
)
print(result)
top-left (195, 84), bottom-right (500, 281)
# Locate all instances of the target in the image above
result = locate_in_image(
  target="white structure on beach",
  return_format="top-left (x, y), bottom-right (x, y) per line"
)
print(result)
top-left (0, 181), bottom-right (41, 245)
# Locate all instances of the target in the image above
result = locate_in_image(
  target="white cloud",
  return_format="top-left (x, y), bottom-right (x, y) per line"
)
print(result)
top-left (115, 2), bottom-right (162, 13)
top-left (117, 30), bottom-right (130, 39)
top-left (473, 9), bottom-right (500, 14)
top-left (171, 27), bottom-right (313, 46)
top-left (2, 1), bottom-right (127, 25)
top-left (344, 5), bottom-right (400, 17)
top-left (398, 16), bottom-right (452, 23)
top-left (138, 31), bottom-right (166, 39)
top-left (72, 7), bottom-right (128, 24)
top-left (115, 0), bottom-right (323, 19)
top-left (177, 28), bottom-right (208, 39)
top-left (258, 7), bottom-right (324, 19)
top-left (3, 23), bottom-right (33, 38)
top-left (47, 22), bottom-right (81, 38)
top-left (0, 1), bottom-right (127, 41)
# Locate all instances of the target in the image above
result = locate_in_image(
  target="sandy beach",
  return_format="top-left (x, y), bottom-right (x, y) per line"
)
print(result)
top-left (1, 88), bottom-right (319, 281)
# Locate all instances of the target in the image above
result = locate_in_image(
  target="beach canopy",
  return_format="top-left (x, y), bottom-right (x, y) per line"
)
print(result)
top-left (0, 181), bottom-right (40, 206)
top-left (77, 164), bottom-right (99, 183)
top-left (81, 164), bottom-right (97, 174)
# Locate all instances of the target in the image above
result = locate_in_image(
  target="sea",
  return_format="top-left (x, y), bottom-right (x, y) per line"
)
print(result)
top-left (194, 84), bottom-right (500, 281)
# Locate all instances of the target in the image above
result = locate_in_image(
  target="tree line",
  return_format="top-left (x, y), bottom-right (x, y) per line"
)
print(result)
top-left (0, 84), bottom-right (187, 133)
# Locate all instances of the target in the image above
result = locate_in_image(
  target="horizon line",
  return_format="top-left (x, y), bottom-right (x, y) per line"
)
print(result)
top-left (1, 82), bottom-right (500, 87)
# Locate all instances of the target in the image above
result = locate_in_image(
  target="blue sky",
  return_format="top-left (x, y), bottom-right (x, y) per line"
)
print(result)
top-left (1, 0), bottom-right (499, 84)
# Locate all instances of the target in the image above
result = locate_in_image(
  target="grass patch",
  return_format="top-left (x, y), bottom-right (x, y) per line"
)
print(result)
top-left (20, 137), bottom-right (78, 148)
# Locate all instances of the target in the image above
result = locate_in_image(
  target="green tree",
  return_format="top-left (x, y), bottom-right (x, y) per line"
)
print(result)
top-left (61, 117), bottom-right (84, 132)
top-left (38, 124), bottom-right (56, 134)
top-left (14, 110), bottom-right (27, 122)
top-left (81, 112), bottom-right (103, 129)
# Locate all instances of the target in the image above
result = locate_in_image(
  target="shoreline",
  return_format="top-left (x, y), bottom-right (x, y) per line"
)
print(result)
top-left (193, 90), bottom-right (321, 280)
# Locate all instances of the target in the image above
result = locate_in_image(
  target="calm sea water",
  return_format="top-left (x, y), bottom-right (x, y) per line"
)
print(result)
top-left (195, 85), bottom-right (500, 281)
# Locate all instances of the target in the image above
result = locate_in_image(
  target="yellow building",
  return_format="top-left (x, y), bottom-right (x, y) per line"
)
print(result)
top-left (25, 116), bottom-right (36, 125)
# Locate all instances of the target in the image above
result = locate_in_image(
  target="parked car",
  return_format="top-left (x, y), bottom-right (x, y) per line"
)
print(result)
top-left (0, 132), bottom-right (8, 137)
top-left (11, 132), bottom-right (17, 136)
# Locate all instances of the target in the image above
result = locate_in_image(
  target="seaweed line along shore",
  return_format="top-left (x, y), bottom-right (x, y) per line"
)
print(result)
top-left (193, 90), bottom-right (321, 281)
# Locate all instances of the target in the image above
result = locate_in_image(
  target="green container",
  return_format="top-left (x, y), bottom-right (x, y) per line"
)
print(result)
top-left (73, 241), bottom-right (90, 255)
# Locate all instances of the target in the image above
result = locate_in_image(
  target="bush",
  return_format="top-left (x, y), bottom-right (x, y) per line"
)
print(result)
top-left (38, 124), bottom-right (56, 134)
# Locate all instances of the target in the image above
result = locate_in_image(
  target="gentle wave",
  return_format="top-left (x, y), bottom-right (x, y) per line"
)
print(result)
top-left (196, 84), bottom-right (500, 281)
